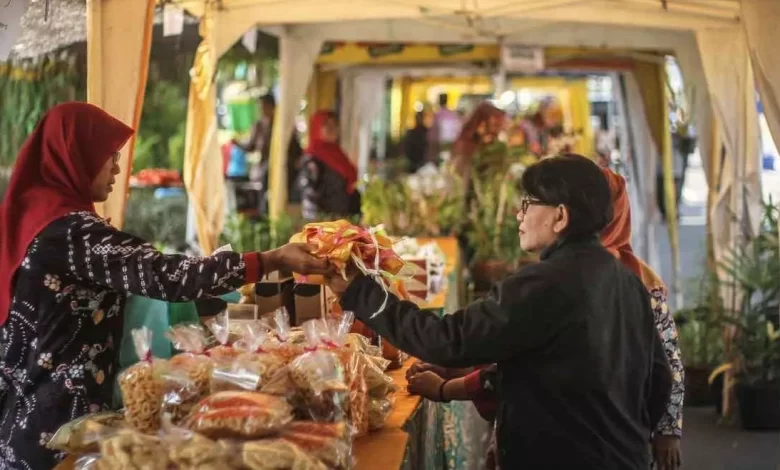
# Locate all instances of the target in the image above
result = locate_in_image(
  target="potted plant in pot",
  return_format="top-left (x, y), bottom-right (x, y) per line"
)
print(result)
top-left (675, 281), bottom-right (724, 407)
top-left (709, 200), bottom-right (780, 429)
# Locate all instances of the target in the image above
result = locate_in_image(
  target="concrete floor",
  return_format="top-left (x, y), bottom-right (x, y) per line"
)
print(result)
top-left (682, 406), bottom-right (780, 470)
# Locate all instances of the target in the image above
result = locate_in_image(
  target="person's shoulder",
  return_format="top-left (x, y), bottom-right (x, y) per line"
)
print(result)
top-left (41, 211), bottom-right (108, 235)
top-left (501, 261), bottom-right (561, 295)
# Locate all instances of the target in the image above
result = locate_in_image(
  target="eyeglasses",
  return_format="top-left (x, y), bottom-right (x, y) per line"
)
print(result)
top-left (519, 196), bottom-right (554, 215)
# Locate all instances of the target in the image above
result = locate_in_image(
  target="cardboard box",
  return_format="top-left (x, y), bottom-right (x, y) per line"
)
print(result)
top-left (399, 258), bottom-right (430, 300)
top-left (291, 283), bottom-right (326, 326)
top-left (255, 277), bottom-right (295, 317)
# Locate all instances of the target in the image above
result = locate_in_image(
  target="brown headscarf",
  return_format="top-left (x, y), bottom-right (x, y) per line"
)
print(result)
top-left (600, 168), bottom-right (667, 294)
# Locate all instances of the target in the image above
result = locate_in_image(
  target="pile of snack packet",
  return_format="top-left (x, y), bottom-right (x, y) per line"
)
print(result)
top-left (48, 310), bottom-right (398, 470)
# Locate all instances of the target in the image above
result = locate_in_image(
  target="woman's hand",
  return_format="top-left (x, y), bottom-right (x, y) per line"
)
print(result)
top-left (407, 371), bottom-right (447, 401)
top-left (652, 435), bottom-right (681, 470)
top-left (406, 361), bottom-right (448, 381)
top-left (261, 243), bottom-right (329, 275)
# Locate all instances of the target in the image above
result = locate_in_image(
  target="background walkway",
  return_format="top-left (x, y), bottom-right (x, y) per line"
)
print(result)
top-left (683, 406), bottom-right (780, 470)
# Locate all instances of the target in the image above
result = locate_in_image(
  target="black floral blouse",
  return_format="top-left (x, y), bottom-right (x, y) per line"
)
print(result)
top-left (650, 287), bottom-right (685, 437)
top-left (0, 212), bottom-right (252, 470)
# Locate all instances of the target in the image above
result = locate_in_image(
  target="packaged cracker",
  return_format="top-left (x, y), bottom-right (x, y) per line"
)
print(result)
top-left (117, 328), bottom-right (166, 434)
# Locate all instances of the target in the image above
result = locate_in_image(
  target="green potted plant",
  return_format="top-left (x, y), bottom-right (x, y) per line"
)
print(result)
top-left (466, 151), bottom-right (525, 292)
top-left (675, 278), bottom-right (724, 407)
top-left (709, 200), bottom-right (780, 429)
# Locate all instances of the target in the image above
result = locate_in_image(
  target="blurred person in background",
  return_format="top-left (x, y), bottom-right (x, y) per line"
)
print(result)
top-left (299, 110), bottom-right (361, 221)
top-left (403, 110), bottom-right (431, 173)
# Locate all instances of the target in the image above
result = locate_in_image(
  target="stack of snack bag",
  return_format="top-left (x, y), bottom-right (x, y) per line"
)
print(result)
top-left (342, 331), bottom-right (397, 431)
top-left (56, 309), bottom-right (400, 468)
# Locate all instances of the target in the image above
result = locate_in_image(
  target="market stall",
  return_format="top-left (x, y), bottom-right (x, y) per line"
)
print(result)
top-left (80, 0), bottom-right (780, 440)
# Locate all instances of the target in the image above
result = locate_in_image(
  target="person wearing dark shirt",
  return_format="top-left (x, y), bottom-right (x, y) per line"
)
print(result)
top-left (0, 103), bottom-right (329, 469)
top-left (232, 93), bottom-right (304, 203)
top-left (299, 111), bottom-right (360, 221)
top-left (403, 111), bottom-right (430, 173)
top-left (316, 154), bottom-right (673, 469)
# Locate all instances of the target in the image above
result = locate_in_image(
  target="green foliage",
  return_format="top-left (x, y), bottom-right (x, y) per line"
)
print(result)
top-left (466, 141), bottom-right (524, 262)
top-left (122, 190), bottom-right (188, 250)
top-left (718, 199), bottom-right (780, 385)
top-left (0, 55), bottom-right (80, 167)
top-left (676, 302), bottom-right (724, 368)
top-left (133, 80), bottom-right (188, 172)
top-left (220, 212), bottom-right (295, 253)
top-left (0, 169), bottom-right (9, 202)
top-left (360, 170), bottom-right (464, 237)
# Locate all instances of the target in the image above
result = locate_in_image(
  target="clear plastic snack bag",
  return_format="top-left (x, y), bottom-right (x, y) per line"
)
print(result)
top-left (282, 430), bottom-right (354, 469)
top-left (238, 439), bottom-right (327, 470)
top-left (205, 311), bottom-right (242, 360)
top-left (97, 428), bottom-right (170, 469)
top-left (117, 327), bottom-right (166, 434)
top-left (184, 391), bottom-right (294, 439)
top-left (164, 324), bottom-right (215, 423)
top-left (46, 411), bottom-right (124, 454)
top-left (368, 396), bottom-right (395, 431)
top-left (328, 313), bottom-right (369, 437)
top-left (268, 308), bottom-right (305, 362)
top-left (287, 319), bottom-right (350, 422)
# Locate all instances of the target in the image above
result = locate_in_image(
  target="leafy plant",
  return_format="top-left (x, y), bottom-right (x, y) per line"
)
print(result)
top-left (360, 169), bottom-right (464, 237)
top-left (710, 199), bottom-right (780, 386)
top-left (221, 212), bottom-right (295, 253)
top-left (0, 54), bottom-right (80, 167)
top-left (676, 304), bottom-right (724, 368)
top-left (123, 190), bottom-right (188, 251)
top-left (465, 141), bottom-right (525, 263)
top-left (133, 80), bottom-right (188, 173)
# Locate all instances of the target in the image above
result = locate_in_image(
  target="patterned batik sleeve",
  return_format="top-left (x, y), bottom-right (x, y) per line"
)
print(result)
top-left (61, 212), bottom-right (249, 302)
top-left (650, 288), bottom-right (685, 437)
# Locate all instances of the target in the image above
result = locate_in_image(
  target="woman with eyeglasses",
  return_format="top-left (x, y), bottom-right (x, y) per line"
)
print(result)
top-left (312, 154), bottom-right (673, 469)
top-left (0, 103), bottom-right (330, 469)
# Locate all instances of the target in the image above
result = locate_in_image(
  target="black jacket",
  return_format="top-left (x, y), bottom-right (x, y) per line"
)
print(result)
top-left (341, 236), bottom-right (672, 470)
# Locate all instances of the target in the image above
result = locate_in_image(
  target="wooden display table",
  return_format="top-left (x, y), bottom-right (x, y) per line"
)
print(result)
top-left (354, 360), bottom-right (421, 470)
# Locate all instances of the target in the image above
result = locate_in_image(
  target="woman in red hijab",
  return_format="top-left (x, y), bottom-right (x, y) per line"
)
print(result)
top-left (0, 103), bottom-right (328, 469)
top-left (299, 110), bottom-right (360, 221)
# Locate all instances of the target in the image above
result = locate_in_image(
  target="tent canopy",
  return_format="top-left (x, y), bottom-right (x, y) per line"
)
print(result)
top-left (174, 0), bottom-right (739, 30)
top-left (102, 0), bottom-right (761, 289)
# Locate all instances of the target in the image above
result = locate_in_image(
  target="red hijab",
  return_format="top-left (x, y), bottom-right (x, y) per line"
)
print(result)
top-left (306, 111), bottom-right (357, 193)
top-left (0, 102), bottom-right (134, 325)
top-left (600, 168), bottom-right (666, 294)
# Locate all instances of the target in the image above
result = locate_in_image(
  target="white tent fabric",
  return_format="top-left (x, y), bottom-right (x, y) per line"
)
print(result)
top-left (740, 0), bottom-right (780, 291)
top-left (741, 0), bottom-right (780, 171)
top-left (620, 72), bottom-right (662, 276)
top-left (339, 71), bottom-right (386, 177)
top-left (696, 27), bottom-right (762, 260)
top-left (267, 29), bottom-right (323, 218)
